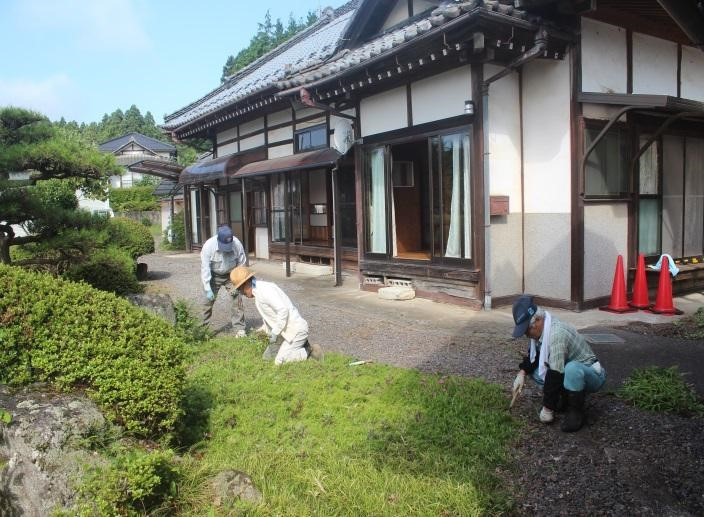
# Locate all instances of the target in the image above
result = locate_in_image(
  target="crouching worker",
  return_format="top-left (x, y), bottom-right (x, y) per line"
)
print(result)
top-left (229, 266), bottom-right (321, 365)
top-left (511, 295), bottom-right (606, 432)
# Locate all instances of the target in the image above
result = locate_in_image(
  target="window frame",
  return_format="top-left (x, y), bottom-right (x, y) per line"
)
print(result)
top-left (582, 118), bottom-right (632, 201)
top-left (293, 123), bottom-right (328, 154)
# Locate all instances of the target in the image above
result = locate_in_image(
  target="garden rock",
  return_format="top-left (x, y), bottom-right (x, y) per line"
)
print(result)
top-left (378, 286), bottom-right (415, 301)
top-left (0, 385), bottom-right (109, 516)
top-left (212, 470), bottom-right (262, 506)
top-left (136, 262), bottom-right (149, 280)
top-left (126, 293), bottom-right (176, 324)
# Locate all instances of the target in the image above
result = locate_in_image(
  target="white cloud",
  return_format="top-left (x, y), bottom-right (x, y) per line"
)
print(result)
top-left (12, 0), bottom-right (151, 52)
top-left (0, 75), bottom-right (79, 121)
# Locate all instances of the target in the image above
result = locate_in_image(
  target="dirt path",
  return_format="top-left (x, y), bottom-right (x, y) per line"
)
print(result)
top-left (140, 252), bottom-right (704, 515)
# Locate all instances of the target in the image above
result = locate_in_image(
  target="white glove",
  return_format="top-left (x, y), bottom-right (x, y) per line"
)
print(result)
top-left (539, 406), bottom-right (554, 423)
top-left (509, 370), bottom-right (526, 409)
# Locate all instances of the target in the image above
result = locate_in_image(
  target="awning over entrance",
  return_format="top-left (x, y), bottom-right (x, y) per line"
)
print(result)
top-left (578, 93), bottom-right (704, 114)
top-left (128, 159), bottom-right (183, 181)
top-left (179, 147), bottom-right (267, 185)
top-left (234, 147), bottom-right (342, 178)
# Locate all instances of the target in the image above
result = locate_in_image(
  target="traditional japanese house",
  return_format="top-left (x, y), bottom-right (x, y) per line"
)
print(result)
top-left (163, 0), bottom-right (704, 310)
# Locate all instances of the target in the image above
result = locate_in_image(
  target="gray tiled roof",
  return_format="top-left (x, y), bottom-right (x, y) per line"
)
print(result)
top-left (163, 0), bottom-right (538, 133)
top-left (277, 0), bottom-right (533, 89)
top-left (99, 132), bottom-right (176, 153)
top-left (163, 2), bottom-right (360, 131)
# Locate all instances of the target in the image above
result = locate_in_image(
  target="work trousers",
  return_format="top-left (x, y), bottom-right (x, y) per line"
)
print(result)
top-left (274, 329), bottom-right (309, 365)
top-left (201, 273), bottom-right (245, 332)
top-left (532, 361), bottom-right (607, 393)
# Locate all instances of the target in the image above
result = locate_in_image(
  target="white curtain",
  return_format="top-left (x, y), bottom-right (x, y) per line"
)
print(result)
top-left (445, 135), bottom-right (462, 258)
top-left (370, 148), bottom-right (387, 253)
top-left (444, 134), bottom-right (471, 258)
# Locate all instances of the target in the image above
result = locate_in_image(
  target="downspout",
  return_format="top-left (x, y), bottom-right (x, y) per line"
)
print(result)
top-left (480, 28), bottom-right (547, 310)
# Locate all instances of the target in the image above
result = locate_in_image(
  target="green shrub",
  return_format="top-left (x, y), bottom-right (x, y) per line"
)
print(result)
top-left (109, 186), bottom-right (159, 212)
top-left (141, 216), bottom-right (152, 227)
top-left (107, 217), bottom-right (154, 259)
top-left (173, 300), bottom-right (212, 344)
top-left (65, 246), bottom-right (140, 295)
top-left (162, 212), bottom-right (186, 250)
top-left (75, 447), bottom-right (179, 516)
top-left (619, 366), bottom-right (704, 416)
top-left (0, 264), bottom-right (186, 436)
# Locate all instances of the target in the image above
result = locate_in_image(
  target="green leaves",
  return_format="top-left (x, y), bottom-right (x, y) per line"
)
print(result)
top-left (0, 264), bottom-right (187, 437)
top-left (619, 366), bottom-right (704, 416)
top-left (0, 408), bottom-right (12, 424)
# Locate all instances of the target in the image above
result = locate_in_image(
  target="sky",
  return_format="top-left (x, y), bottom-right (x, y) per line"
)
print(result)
top-left (0, 0), bottom-right (347, 125)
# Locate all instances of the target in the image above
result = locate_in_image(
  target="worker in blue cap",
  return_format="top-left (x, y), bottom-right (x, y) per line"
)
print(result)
top-left (511, 295), bottom-right (606, 432)
top-left (200, 225), bottom-right (248, 336)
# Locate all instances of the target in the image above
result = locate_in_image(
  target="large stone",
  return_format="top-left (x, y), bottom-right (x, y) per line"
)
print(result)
top-left (378, 286), bottom-right (416, 301)
top-left (0, 385), bottom-right (110, 516)
top-left (212, 470), bottom-right (262, 506)
top-left (126, 293), bottom-right (176, 323)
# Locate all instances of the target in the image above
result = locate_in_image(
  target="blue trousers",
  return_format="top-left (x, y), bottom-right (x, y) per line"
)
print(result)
top-left (532, 361), bottom-right (606, 393)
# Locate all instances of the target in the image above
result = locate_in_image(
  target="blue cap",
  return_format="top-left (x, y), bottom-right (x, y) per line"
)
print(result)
top-left (217, 226), bottom-right (234, 252)
top-left (512, 295), bottom-right (537, 338)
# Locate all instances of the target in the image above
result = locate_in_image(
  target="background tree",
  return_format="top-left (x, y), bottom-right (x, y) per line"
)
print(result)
top-left (0, 107), bottom-right (120, 264)
top-left (220, 10), bottom-right (319, 81)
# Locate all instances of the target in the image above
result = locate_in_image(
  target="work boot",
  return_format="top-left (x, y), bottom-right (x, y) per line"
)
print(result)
top-left (561, 390), bottom-right (586, 432)
top-left (303, 340), bottom-right (324, 361)
top-left (556, 388), bottom-right (568, 413)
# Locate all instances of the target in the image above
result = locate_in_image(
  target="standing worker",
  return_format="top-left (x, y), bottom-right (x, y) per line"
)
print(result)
top-left (229, 266), bottom-right (323, 365)
top-left (201, 226), bottom-right (247, 337)
top-left (510, 295), bottom-right (606, 432)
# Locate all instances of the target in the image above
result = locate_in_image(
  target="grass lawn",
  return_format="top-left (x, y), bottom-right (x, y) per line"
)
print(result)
top-left (176, 337), bottom-right (518, 516)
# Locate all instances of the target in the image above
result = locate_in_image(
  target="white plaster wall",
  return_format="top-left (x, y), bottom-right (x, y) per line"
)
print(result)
top-left (581, 103), bottom-right (626, 121)
top-left (486, 65), bottom-right (523, 298)
top-left (633, 32), bottom-right (677, 96)
top-left (267, 108), bottom-right (292, 126)
top-left (216, 127), bottom-right (237, 144)
top-left (382, 0), bottom-right (408, 31)
top-left (296, 116), bottom-right (326, 130)
top-left (268, 143), bottom-right (294, 159)
top-left (239, 133), bottom-right (265, 151)
top-left (681, 46), bottom-right (704, 102)
top-left (485, 65), bottom-right (521, 210)
top-left (583, 203), bottom-right (629, 299)
top-left (268, 126), bottom-right (293, 143)
top-left (360, 86), bottom-right (408, 137)
top-left (239, 117), bottom-right (264, 136)
top-left (411, 65), bottom-right (472, 125)
top-left (161, 202), bottom-right (170, 234)
top-left (295, 107), bottom-right (324, 119)
top-left (580, 18), bottom-right (627, 94)
top-left (218, 141), bottom-right (238, 156)
top-left (522, 56), bottom-right (572, 300)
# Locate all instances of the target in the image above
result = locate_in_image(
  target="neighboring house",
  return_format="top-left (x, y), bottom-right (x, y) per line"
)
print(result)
top-left (99, 132), bottom-right (177, 188)
top-left (153, 179), bottom-right (184, 241)
top-left (162, 0), bottom-right (704, 310)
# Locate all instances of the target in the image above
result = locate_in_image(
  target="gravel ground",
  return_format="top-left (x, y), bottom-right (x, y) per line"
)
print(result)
top-left (140, 252), bottom-right (704, 515)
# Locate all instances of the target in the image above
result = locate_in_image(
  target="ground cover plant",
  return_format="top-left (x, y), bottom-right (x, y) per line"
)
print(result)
top-left (0, 264), bottom-right (186, 437)
top-left (177, 337), bottom-right (517, 515)
top-left (619, 365), bottom-right (704, 416)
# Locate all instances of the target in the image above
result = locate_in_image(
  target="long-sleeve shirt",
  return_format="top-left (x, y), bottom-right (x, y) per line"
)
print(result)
top-left (541, 317), bottom-right (597, 373)
top-left (200, 235), bottom-right (246, 291)
top-left (252, 280), bottom-right (308, 342)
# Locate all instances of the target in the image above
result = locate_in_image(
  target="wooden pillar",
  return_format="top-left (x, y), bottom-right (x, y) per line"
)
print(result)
top-left (285, 173), bottom-right (291, 277)
top-left (241, 177), bottom-right (249, 265)
top-left (183, 185), bottom-right (193, 251)
top-left (332, 166), bottom-right (342, 286)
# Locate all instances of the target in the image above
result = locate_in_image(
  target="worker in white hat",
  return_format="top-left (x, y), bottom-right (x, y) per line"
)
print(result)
top-left (200, 225), bottom-right (247, 336)
top-left (230, 266), bottom-right (323, 364)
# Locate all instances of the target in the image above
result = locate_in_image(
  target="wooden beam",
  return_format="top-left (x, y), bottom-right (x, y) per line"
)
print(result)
top-left (332, 166), bottom-right (343, 286)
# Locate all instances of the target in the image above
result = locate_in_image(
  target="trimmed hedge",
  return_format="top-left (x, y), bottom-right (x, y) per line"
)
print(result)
top-left (109, 186), bottom-right (159, 212)
top-left (0, 264), bottom-right (186, 437)
top-left (65, 246), bottom-right (140, 295)
top-left (106, 217), bottom-right (154, 260)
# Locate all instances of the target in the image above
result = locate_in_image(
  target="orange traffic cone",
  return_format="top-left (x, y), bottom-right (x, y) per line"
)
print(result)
top-left (599, 255), bottom-right (637, 313)
top-left (649, 256), bottom-right (683, 315)
top-left (629, 253), bottom-right (650, 309)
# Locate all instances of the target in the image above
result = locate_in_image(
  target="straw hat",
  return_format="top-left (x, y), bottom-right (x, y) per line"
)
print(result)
top-left (230, 266), bottom-right (254, 289)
